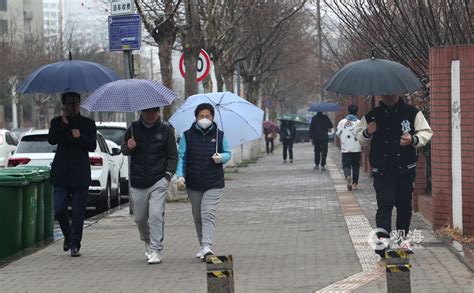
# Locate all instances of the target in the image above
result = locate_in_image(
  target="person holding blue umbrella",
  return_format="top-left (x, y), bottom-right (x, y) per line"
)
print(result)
top-left (175, 103), bottom-right (232, 260)
top-left (48, 92), bottom-right (97, 257)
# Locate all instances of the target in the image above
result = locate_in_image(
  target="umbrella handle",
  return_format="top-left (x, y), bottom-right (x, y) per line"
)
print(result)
top-left (215, 127), bottom-right (218, 154)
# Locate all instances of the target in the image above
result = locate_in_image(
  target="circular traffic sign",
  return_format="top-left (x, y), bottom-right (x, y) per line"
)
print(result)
top-left (179, 49), bottom-right (211, 82)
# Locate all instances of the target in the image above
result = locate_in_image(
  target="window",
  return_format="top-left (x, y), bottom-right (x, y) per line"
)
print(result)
top-left (0, 0), bottom-right (6, 11)
top-left (5, 132), bottom-right (18, 146)
top-left (16, 135), bottom-right (57, 153)
top-left (97, 128), bottom-right (126, 145)
top-left (97, 134), bottom-right (110, 154)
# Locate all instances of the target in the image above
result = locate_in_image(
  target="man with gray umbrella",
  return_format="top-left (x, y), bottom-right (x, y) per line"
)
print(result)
top-left (357, 94), bottom-right (432, 257)
top-left (121, 107), bottom-right (178, 264)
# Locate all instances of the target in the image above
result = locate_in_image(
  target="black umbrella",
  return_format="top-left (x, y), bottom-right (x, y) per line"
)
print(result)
top-left (324, 57), bottom-right (422, 96)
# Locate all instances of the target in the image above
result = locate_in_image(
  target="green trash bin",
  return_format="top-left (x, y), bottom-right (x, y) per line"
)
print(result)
top-left (33, 167), bottom-right (52, 241)
top-left (0, 171), bottom-right (29, 259)
top-left (3, 168), bottom-right (41, 249)
top-left (36, 167), bottom-right (53, 241)
top-left (16, 166), bottom-right (50, 244)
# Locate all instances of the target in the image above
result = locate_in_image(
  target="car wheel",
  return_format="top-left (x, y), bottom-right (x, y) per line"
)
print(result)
top-left (116, 173), bottom-right (121, 206)
top-left (98, 178), bottom-right (112, 212)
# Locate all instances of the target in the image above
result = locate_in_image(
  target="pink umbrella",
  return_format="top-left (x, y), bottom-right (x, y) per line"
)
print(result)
top-left (263, 120), bottom-right (279, 132)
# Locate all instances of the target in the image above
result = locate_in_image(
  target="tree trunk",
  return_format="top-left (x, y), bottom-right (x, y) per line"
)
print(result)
top-left (214, 58), bottom-right (225, 92)
top-left (159, 39), bottom-right (174, 120)
top-left (223, 71), bottom-right (234, 92)
top-left (184, 47), bottom-right (199, 97)
top-left (243, 79), bottom-right (258, 104)
top-left (183, 0), bottom-right (203, 98)
top-left (202, 74), bottom-right (213, 92)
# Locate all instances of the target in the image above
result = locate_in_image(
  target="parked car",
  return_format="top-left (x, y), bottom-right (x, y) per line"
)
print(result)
top-left (0, 129), bottom-right (18, 168)
top-left (8, 129), bottom-right (120, 211)
top-left (96, 122), bottom-right (129, 197)
top-left (295, 123), bottom-right (310, 143)
top-left (11, 127), bottom-right (33, 140)
top-left (295, 124), bottom-right (335, 143)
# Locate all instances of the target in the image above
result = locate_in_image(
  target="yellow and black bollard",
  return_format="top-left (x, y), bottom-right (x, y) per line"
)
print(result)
top-left (385, 249), bottom-right (411, 293)
top-left (206, 255), bottom-right (234, 293)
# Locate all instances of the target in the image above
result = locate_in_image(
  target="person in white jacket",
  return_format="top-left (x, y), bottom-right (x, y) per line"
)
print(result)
top-left (336, 104), bottom-right (362, 190)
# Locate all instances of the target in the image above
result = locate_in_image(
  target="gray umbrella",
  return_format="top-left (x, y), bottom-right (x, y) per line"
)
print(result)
top-left (324, 57), bottom-right (422, 96)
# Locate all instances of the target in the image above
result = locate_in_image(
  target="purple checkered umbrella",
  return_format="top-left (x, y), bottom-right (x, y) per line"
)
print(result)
top-left (81, 79), bottom-right (179, 112)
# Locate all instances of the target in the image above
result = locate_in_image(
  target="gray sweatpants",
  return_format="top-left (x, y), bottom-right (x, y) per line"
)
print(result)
top-left (130, 178), bottom-right (169, 251)
top-left (187, 188), bottom-right (223, 248)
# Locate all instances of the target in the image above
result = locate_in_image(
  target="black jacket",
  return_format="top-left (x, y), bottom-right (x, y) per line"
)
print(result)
top-left (364, 99), bottom-right (419, 175)
top-left (184, 122), bottom-right (225, 191)
top-left (279, 122), bottom-right (296, 142)
top-left (48, 114), bottom-right (97, 188)
top-left (121, 119), bottom-right (177, 188)
top-left (310, 113), bottom-right (333, 141)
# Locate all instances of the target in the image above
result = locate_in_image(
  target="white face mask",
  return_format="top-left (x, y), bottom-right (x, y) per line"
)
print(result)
top-left (197, 118), bottom-right (212, 129)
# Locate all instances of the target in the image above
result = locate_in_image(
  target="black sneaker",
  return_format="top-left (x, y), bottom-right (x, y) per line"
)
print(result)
top-left (63, 239), bottom-right (70, 252)
top-left (70, 247), bottom-right (81, 257)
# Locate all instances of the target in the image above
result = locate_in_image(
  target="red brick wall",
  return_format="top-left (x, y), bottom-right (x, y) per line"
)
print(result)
top-left (430, 45), bottom-right (474, 235)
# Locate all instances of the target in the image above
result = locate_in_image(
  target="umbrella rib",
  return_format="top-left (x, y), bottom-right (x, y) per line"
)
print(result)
top-left (218, 104), bottom-right (262, 136)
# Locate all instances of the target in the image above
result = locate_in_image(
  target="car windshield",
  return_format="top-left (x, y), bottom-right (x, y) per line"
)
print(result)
top-left (16, 135), bottom-right (57, 153)
top-left (97, 128), bottom-right (126, 145)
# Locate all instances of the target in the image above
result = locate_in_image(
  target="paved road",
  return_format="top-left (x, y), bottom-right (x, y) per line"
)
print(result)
top-left (0, 142), bottom-right (472, 292)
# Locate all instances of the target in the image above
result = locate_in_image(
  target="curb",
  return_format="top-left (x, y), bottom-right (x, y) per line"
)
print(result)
top-left (436, 231), bottom-right (474, 272)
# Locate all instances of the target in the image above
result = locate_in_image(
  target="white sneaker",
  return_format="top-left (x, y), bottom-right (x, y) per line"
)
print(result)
top-left (346, 176), bottom-right (353, 191)
top-left (200, 246), bottom-right (214, 261)
top-left (374, 237), bottom-right (390, 258)
top-left (195, 247), bottom-right (203, 258)
top-left (398, 238), bottom-right (414, 254)
top-left (145, 243), bottom-right (152, 260)
top-left (147, 250), bottom-right (162, 264)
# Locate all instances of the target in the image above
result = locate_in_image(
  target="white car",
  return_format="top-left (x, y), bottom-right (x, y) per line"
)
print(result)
top-left (8, 129), bottom-right (120, 211)
top-left (96, 122), bottom-right (129, 198)
top-left (0, 129), bottom-right (18, 168)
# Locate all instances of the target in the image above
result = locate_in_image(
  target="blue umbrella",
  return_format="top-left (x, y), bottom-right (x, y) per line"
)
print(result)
top-left (17, 54), bottom-right (121, 94)
top-left (81, 79), bottom-right (179, 112)
top-left (169, 92), bottom-right (264, 148)
top-left (308, 102), bottom-right (341, 112)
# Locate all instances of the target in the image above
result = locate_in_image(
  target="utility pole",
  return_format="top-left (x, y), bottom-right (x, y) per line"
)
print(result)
top-left (317, 0), bottom-right (323, 103)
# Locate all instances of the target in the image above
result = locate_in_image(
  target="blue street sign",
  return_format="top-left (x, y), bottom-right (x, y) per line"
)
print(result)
top-left (108, 14), bottom-right (141, 51)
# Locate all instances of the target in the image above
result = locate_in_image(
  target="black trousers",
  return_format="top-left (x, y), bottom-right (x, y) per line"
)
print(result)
top-left (282, 139), bottom-right (293, 160)
top-left (265, 137), bottom-right (274, 154)
top-left (373, 172), bottom-right (415, 238)
top-left (313, 139), bottom-right (328, 166)
top-left (342, 152), bottom-right (361, 184)
top-left (54, 186), bottom-right (88, 249)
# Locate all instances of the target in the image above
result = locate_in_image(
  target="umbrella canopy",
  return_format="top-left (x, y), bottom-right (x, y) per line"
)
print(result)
top-left (263, 120), bottom-right (279, 132)
top-left (324, 57), bottom-right (422, 96)
top-left (169, 92), bottom-right (264, 148)
top-left (277, 114), bottom-right (309, 124)
top-left (308, 102), bottom-right (341, 112)
top-left (17, 58), bottom-right (121, 94)
top-left (81, 79), bottom-right (179, 112)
